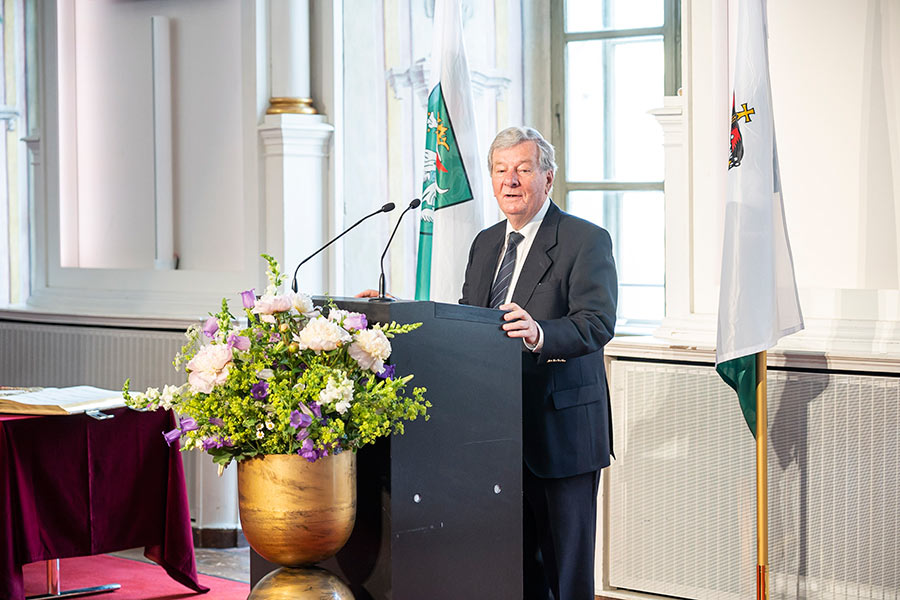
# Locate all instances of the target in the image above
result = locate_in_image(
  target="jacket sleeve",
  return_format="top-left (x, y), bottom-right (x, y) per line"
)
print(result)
top-left (458, 232), bottom-right (481, 306)
top-left (536, 227), bottom-right (617, 361)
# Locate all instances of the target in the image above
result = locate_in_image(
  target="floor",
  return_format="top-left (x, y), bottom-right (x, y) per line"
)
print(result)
top-left (114, 546), bottom-right (618, 598)
top-left (111, 546), bottom-right (251, 583)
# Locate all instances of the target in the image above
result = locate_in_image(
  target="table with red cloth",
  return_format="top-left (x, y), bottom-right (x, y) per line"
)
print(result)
top-left (0, 407), bottom-right (209, 599)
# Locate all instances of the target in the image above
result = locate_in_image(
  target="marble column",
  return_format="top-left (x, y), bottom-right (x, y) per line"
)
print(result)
top-left (267, 0), bottom-right (316, 114)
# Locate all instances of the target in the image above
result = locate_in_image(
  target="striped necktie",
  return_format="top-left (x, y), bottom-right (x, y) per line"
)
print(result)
top-left (489, 231), bottom-right (524, 309)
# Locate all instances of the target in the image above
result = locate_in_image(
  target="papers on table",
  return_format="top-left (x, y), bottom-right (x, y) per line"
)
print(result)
top-left (0, 386), bottom-right (126, 416)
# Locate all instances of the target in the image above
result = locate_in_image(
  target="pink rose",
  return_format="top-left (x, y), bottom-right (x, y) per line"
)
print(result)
top-left (252, 294), bottom-right (293, 315)
top-left (186, 344), bottom-right (234, 394)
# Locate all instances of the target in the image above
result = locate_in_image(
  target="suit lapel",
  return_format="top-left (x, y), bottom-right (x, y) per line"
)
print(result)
top-left (512, 202), bottom-right (559, 308)
top-left (474, 224), bottom-right (506, 307)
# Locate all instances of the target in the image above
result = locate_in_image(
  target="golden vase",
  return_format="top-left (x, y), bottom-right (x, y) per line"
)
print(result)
top-left (239, 452), bottom-right (356, 599)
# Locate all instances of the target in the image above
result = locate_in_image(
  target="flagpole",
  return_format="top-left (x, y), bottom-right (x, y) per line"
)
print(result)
top-left (756, 350), bottom-right (769, 600)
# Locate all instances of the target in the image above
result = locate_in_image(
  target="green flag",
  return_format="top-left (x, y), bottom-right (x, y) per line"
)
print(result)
top-left (414, 0), bottom-right (483, 302)
top-left (415, 84), bottom-right (475, 300)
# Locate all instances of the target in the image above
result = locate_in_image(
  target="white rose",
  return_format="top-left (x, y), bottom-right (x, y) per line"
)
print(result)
top-left (348, 328), bottom-right (392, 373)
top-left (289, 292), bottom-right (315, 316)
top-left (294, 316), bottom-right (351, 352)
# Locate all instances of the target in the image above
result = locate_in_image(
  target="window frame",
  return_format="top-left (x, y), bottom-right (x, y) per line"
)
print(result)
top-left (550, 0), bottom-right (681, 332)
top-left (24, 0), bottom-right (266, 320)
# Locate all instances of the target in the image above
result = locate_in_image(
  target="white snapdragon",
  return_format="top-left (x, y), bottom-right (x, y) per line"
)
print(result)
top-left (159, 384), bottom-right (182, 411)
top-left (318, 375), bottom-right (354, 415)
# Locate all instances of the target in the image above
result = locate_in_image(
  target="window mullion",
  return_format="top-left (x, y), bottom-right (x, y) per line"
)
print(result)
top-left (550, 0), bottom-right (567, 210)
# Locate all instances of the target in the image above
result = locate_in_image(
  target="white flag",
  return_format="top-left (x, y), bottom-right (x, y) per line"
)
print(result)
top-left (716, 0), bottom-right (804, 431)
top-left (414, 0), bottom-right (484, 303)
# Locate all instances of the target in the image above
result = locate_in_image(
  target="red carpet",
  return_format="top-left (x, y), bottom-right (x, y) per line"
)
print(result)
top-left (22, 555), bottom-right (248, 599)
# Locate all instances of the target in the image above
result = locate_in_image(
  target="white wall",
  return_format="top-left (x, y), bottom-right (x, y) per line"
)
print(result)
top-left (32, 0), bottom-right (266, 319)
top-left (65, 1), bottom-right (244, 272)
top-left (663, 0), bottom-right (900, 357)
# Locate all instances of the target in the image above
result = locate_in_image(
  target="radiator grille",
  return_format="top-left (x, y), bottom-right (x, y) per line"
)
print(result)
top-left (608, 361), bottom-right (900, 600)
top-left (0, 320), bottom-right (186, 389)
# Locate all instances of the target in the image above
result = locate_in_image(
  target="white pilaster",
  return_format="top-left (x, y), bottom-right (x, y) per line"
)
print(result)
top-left (650, 96), bottom-right (692, 336)
top-left (184, 451), bottom-right (239, 535)
top-left (259, 113), bottom-right (334, 296)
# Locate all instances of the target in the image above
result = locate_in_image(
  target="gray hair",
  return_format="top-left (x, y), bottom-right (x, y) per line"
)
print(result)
top-left (487, 127), bottom-right (557, 174)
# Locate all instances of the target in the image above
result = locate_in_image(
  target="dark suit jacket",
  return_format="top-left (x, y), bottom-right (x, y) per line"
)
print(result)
top-left (460, 201), bottom-right (618, 478)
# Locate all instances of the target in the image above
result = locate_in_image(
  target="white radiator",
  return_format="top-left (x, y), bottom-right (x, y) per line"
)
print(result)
top-left (0, 319), bottom-right (186, 389)
top-left (608, 360), bottom-right (900, 600)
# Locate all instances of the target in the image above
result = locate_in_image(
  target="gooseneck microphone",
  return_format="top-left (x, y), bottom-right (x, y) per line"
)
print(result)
top-left (373, 198), bottom-right (421, 302)
top-left (291, 202), bottom-right (395, 293)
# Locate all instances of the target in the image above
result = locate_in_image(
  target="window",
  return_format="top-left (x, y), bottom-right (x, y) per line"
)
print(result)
top-left (551, 0), bottom-right (680, 331)
top-left (0, 1), bottom-right (34, 307)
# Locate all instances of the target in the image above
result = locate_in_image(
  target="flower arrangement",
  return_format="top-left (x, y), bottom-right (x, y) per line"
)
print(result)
top-left (124, 255), bottom-right (429, 469)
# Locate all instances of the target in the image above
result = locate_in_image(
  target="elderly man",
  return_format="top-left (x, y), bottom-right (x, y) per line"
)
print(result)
top-left (460, 126), bottom-right (617, 599)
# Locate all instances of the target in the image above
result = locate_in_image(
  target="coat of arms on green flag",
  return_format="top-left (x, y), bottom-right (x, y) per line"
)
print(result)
top-left (415, 83), bottom-right (474, 300)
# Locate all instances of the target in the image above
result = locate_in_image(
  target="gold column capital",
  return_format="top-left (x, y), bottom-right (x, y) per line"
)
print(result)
top-left (266, 97), bottom-right (318, 115)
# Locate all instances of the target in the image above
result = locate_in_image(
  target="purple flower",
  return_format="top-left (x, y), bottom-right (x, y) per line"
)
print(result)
top-left (200, 435), bottom-right (234, 450)
top-left (310, 401), bottom-right (322, 418)
top-left (295, 428), bottom-right (310, 442)
top-left (179, 416), bottom-right (199, 432)
top-left (250, 381), bottom-right (269, 399)
top-left (163, 428), bottom-right (182, 447)
top-left (208, 417), bottom-right (225, 427)
top-left (202, 317), bottom-right (219, 339)
top-left (201, 437), bottom-right (223, 450)
top-left (227, 334), bottom-right (251, 351)
top-left (377, 364), bottom-right (396, 380)
top-left (290, 410), bottom-right (312, 429)
top-left (240, 289), bottom-right (256, 309)
top-left (299, 438), bottom-right (318, 461)
top-left (344, 313), bottom-right (368, 331)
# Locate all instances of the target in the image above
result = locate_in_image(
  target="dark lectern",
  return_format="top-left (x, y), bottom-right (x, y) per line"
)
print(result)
top-left (250, 299), bottom-right (523, 599)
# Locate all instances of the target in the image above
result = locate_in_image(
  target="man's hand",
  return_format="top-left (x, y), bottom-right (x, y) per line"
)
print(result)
top-left (500, 302), bottom-right (539, 346)
top-left (355, 289), bottom-right (396, 299)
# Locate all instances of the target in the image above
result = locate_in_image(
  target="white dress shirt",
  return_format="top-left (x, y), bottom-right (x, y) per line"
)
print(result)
top-left (493, 198), bottom-right (551, 351)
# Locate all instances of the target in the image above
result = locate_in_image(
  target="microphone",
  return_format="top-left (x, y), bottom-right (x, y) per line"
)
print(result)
top-left (291, 202), bottom-right (395, 292)
top-left (373, 198), bottom-right (421, 302)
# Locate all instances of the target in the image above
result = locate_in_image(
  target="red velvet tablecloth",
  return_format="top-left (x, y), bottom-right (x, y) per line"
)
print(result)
top-left (0, 408), bottom-right (208, 599)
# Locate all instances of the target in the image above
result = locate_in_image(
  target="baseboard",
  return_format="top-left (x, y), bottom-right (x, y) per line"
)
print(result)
top-left (192, 527), bottom-right (249, 549)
